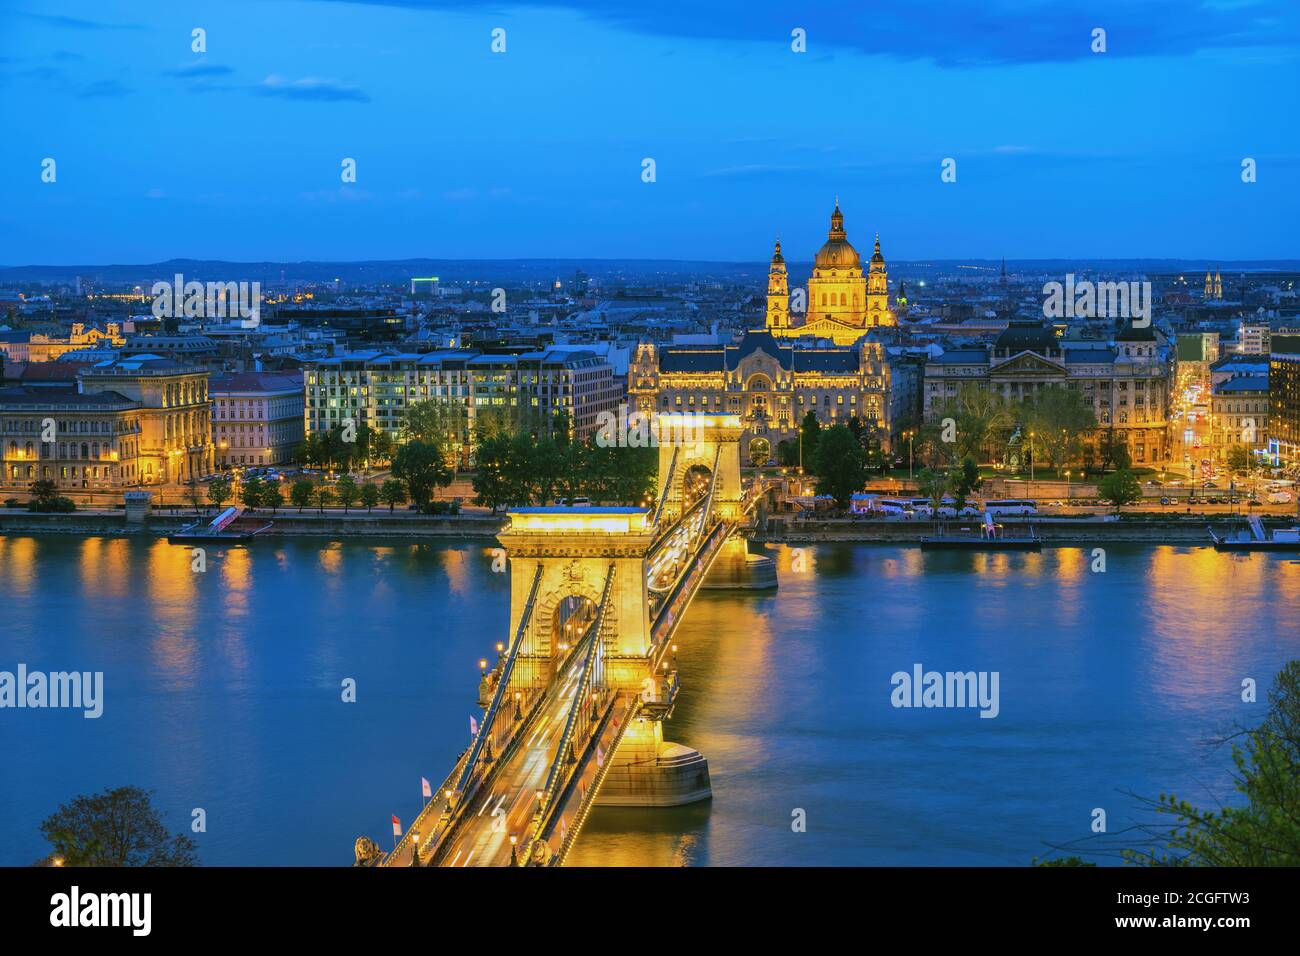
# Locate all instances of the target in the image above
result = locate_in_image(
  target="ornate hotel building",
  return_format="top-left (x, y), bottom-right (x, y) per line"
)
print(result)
top-left (0, 355), bottom-right (214, 491)
top-left (628, 329), bottom-right (894, 466)
top-left (923, 320), bottom-right (1173, 466)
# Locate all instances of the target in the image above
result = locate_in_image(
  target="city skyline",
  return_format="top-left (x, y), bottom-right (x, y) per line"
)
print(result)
top-left (3, 0), bottom-right (1299, 264)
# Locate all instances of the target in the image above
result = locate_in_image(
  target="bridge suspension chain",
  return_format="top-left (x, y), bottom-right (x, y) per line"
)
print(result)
top-left (524, 563), bottom-right (617, 859)
top-left (454, 562), bottom-right (543, 798)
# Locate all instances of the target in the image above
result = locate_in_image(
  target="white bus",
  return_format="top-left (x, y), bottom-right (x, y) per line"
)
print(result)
top-left (876, 498), bottom-right (914, 516)
top-left (984, 499), bottom-right (1038, 516)
top-left (908, 498), bottom-right (934, 517)
top-left (936, 497), bottom-right (981, 518)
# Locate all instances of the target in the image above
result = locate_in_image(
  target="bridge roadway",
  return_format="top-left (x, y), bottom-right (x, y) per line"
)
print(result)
top-left (439, 654), bottom-right (587, 866)
top-left (381, 477), bottom-right (769, 866)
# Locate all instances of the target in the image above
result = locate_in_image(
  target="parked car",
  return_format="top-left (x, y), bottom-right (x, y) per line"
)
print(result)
top-left (562, 497), bottom-right (592, 507)
top-left (1159, 496), bottom-right (1172, 506)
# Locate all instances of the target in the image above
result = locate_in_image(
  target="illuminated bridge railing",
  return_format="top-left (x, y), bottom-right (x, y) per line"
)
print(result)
top-left (651, 446), bottom-right (679, 527)
top-left (532, 565), bottom-right (616, 824)
top-left (454, 563), bottom-right (544, 797)
top-left (423, 599), bottom-right (610, 866)
top-left (649, 516), bottom-right (733, 660)
top-left (383, 750), bottom-right (468, 866)
top-left (533, 692), bottom-right (642, 866)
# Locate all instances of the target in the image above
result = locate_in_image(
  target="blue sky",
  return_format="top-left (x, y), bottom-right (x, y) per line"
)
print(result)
top-left (1, 0), bottom-right (1298, 264)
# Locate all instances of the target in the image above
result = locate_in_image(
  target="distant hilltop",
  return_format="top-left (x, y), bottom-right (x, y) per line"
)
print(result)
top-left (2, 257), bottom-right (1300, 286)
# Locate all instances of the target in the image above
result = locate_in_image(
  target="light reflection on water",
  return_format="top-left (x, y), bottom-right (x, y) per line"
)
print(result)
top-left (1, 536), bottom-right (1297, 866)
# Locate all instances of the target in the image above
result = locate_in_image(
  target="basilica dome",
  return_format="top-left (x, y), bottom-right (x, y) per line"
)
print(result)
top-left (813, 204), bottom-right (860, 270)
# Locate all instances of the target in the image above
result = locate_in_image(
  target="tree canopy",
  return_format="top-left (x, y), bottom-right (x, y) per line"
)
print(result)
top-left (35, 786), bottom-right (198, 867)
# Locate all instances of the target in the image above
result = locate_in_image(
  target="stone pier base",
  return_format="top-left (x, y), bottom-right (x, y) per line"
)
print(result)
top-left (596, 716), bottom-right (712, 807)
top-left (702, 536), bottom-right (778, 590)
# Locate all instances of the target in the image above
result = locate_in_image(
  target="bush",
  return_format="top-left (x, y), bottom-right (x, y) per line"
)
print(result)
top-left (28, 496), bottom-right (76, 513)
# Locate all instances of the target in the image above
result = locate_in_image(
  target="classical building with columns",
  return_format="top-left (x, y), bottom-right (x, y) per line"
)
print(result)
top-left (923, 319), bottom-right (1173, 466)
top-left (0, 355), bottom-right (213, 491)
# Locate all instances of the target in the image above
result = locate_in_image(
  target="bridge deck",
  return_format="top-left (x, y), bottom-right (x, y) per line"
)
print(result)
top-left (379, 476), bottom-right (770, 866)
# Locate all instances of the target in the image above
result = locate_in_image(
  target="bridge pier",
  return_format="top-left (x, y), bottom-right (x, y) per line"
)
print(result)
top-left (702, 535), bottom-right (778, 590)
top-left (595, 715), bottom-right (712, 807)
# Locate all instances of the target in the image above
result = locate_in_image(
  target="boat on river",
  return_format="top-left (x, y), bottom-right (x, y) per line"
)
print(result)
top-left (1209, 516), bottom-right (1300, 552)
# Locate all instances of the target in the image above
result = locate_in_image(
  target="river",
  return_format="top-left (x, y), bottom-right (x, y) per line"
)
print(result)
top-left (2, 535), bottom-right (1298, 866)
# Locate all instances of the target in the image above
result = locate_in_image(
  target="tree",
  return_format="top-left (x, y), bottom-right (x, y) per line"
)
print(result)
top-left (913, 421), bottom-right (952, 471)
top-left (1226, 443), bottom-right (1254, 476)
top-left (1122, 661), bottom-right (1300, 866)
top-left (335, 475), bottom-right (360, 513)
top-left (1020, 385), bottom-right (1095, 471)
top-left (530, 436), bottom-right (565, 506)
top-left (404, 400), bottom-right (466, 452)
top-left (290, 478), bottom-right (315, 514)
top-left (1097, 427), bottom-right (1132, 472)
top-left (949, 457), bottom-right (984, 512)
top-left (948, 384), bottom-right (1015, 463)
top-left (28, 478), bottom-right (57, 506)
top-left (502, 433), bottom-right (539, 505)
top-left (472, 433), bottom-right (513, 511)
top-left (379, 478), bottom-right (407, 513)
top-left (554, 441), bottom-right (589, 504)
top-left (261, 485), bottom-right (284, 513)
top-left (34, 786), bottom-right (198, 867)
top-left (776, 438), bottom-right (799, 468)
top-left (916, 467), bottom-right (948, 513)
top-left (1097, 468), bottom-right (1141, 512)
top-left (798, 411), bottom-right (822, 471)
top-left (314, 485), bottom-right (335, 514)
top-left (26, 478), bottom-right (75, 513)
top-left (601, 445), bottom-right (657, 506)
top-left (239, 476), bottom-right (264, 511)
top-left (391, 440), bottom-right (454, 511)
top-left (813, 424), bottom-right (868, 510)
top-left (360, 482), bottom-right (380, 513)
top-left (207, 476), bottom-right (232, 509)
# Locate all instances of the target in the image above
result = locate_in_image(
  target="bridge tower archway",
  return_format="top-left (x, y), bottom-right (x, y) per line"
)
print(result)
top-left (654, 413), bottom-right (744, 522)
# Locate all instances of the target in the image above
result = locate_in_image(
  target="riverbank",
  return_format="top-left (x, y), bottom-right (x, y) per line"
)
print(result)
top-left (3, 508), bottom-right (1289, 545)
top-left (755, 514), bottom-right (1295, 544)
top-left (0, 510), bottom-right (507, 538)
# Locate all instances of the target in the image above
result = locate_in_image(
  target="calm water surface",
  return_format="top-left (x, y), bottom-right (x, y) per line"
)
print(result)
top-left (2, 535), bottom-right (1298, 866)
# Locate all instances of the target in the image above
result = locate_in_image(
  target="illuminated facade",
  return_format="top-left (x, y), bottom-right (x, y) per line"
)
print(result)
top-left (0, 322), bottom-right (126, 363)
top-left (303, 348), bottom-right (620, 461)
top-left (923, 320), bottom-right (1173, 466)
top-left (1270, 335), bottom-right (1300, 464)
top-left (0, 355), bottom-right (213, 490)
top-left (765, 203), bottom-right (895, 346)
top-left (628, 328), bottom-right (893, 465)
top-left (1210, 374), bottom-right (1269, 463)
top-left (210, 371), bottom-right (305, 468)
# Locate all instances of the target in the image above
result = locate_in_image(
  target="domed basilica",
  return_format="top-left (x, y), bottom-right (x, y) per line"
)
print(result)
top-left (765, 202), bottom-right (895, 345)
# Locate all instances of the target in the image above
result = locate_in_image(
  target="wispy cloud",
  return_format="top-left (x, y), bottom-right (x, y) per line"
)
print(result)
top-left (164, 61), bottom-right (236, 78)
top-left (76, 78), bottom-right (133, 98)
top-left (258, 74), bottom-right (369, 102)
top-left (323, 0), bottom-right (1300, 67)
top-left (18, 12), bottom-right (140, 31)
